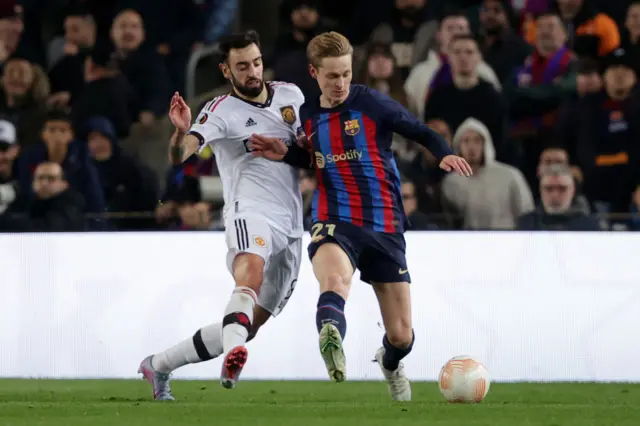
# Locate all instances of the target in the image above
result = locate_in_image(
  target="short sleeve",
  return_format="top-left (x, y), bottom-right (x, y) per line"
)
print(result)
top-left (188, 104), bottom-right (227, 152)
top-left (290, 85), bottom-right (306, 133)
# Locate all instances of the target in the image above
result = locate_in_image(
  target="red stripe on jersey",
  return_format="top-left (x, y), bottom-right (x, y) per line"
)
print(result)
top-left (328, 112), bottom-right (363, 225)
top-left (209, 95), bottom-right (228, 112)
top-left (362, 115), bottom-right (395, 232)
top-left (307, 119), bottom-right (328, 221)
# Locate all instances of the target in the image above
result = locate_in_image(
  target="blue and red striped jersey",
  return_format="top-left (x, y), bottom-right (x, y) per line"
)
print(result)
top-left (296, 84), bottom-right (453, 234)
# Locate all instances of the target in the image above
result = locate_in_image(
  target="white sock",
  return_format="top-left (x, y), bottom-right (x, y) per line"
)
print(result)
top-left (222, 286), bottom-right (257, 355)
top-left (151, 322), bottom-right (223, 373)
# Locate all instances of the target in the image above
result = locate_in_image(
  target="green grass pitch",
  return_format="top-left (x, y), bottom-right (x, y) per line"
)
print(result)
top-left (0, 380), bottom-right (638, 425)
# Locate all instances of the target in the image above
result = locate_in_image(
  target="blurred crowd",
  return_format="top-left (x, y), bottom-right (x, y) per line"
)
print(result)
top-left (1, 0), bottom-right (640, 232)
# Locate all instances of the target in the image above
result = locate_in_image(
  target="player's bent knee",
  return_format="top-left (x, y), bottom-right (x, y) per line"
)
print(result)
top-left (321, 272), bottom-right (350, 299)
top-left (232, 253), bottom-right (265, 290)
top-left (386, 325), bottom-right (414, 350)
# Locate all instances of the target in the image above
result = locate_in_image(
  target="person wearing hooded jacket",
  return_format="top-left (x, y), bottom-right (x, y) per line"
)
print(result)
top-left (84, 116), bottom-right (158, 230)
top-left (441, 117), bottom-right (534, 229)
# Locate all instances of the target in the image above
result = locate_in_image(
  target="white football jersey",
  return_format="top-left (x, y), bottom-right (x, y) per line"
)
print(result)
top-left (188, 82), bottom-right (305, 237)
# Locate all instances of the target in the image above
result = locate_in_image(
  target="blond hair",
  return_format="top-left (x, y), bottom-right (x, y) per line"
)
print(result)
top-left (307, 31), bottom-right (353, 69)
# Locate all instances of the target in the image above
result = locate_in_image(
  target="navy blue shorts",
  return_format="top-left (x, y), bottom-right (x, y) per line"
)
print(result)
top-left (307, 220), bottom-right (411, 284)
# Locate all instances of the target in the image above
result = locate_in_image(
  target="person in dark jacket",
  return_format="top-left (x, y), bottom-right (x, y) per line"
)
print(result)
top-left (478, 0), bottom-right (532, 84)
top-left (110, 9), bottom-right (170, 124)
top-left (27, 161), bottom-right (86, 231)
top-left (555, 47), bottom-right (640, 215)
top-left (517, 164), bottom-right (601, 231)
top-left (71, 38), bottom-right (136, 139)
top-left (19, 109), bottom-right (106, 228)
top-left (84, 115), bottom-right (158, 230)
top-left (47, 5), bottom-right (97, 110)
top-left (424, 35), bottom-right (509, 160)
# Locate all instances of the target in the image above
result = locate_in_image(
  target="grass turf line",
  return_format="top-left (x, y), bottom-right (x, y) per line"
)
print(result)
top-left (0, 380), bottom-right (638, 426)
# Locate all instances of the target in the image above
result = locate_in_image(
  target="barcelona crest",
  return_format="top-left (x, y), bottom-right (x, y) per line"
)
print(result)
top-left (280, 106), bottom-right (296, 125)
top-left (344, 119), bottom-right (360, 136)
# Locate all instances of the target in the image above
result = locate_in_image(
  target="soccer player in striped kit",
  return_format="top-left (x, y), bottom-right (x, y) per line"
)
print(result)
top-left (249, 31), bottom-right (472, 401)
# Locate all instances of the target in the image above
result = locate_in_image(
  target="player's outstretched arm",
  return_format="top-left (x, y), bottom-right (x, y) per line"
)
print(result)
top-left (168, 92), bottom-right (200, 164)
top-left (371, 90), bottom-right (473, 176)
top-left (249, 134), bottom-right (314, 169)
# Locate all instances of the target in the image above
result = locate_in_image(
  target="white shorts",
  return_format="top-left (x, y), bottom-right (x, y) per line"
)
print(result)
top-left (225, 213), bottom-right (302, 317)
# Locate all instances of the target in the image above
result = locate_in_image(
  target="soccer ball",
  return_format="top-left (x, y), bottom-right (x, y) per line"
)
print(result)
top-left (438, 355), bottom-right (490, 403)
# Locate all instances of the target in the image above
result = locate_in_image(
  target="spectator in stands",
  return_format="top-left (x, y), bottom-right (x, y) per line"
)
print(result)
top-left (517, 164), bottom-right (601, 230)
top-left (524, 0), bottom-right (620, 58)
top-left (71, 39), bottom-right (136, 139)
top-left (404, 10), bottom-right (501, 120)
top-left (369, 0), bottom-right (440, 79)
top-left (0, 54), bottom-right (49, 149)
top-left (0, 119), bottom-right (23, 217)
top-left (574, 57), bottom-right (603, 97)
top-left (397, 118), bottom-right (451, 229)
top-left (131, 0), bottom-right (204, 95)
top-left (201, 0), bottom-right (240, 45)
top-left (164, 174), bottom-right (212, 230)
top-left (273, 0), bottom-right (330, 56)
top-left (508, 12), bottom-right (577, 184)
top-left (401, 178), bottom-right (433, 230)
top-left (356, 41), bottom-right (408, 107)
top-left (20, 110), bottom-right (106, 226)
top-left (110, 9), bottom-right (170, 125)
top-left (157, 154), bottom-right (215, 228)
top-left (0, 2), bottom-right (24, 70)
top-left (630, 185), bottom-right (640, 231)
top-left (442, 117), bottom-right (533, 229)
top-left (424, 35), bottom-right (509, 160)
top-left (536, 145), bottom-right (590, 212)
top-left (622, 1), bottom-right (640, 74)
top-left (25, 161), bottom-right (86, 231)
top-left (271, 0), bottom-right (330, 101)
top-left (47, 6), bottom-right (96, 110)
top-left (478, 0), bottom-right (532, 83)
top-left (556, 47), bottom-right (640, 216)
top-left (84, 116), bottom-right (158, 230)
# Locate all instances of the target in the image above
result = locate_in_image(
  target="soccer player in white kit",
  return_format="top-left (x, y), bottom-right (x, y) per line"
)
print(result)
top-left (138, 30), bottom-right (305, 400)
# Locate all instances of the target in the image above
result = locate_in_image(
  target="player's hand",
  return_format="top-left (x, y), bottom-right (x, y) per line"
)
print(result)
top-left (248, 133), bottom-right (288, 161)
top-left (440, 155), bottom-right (473, 177)
top-left (168, 92), bottom-right (191, 133)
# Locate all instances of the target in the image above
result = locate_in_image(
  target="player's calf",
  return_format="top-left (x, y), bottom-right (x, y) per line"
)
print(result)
top-left (316, 290), bottom-right (348, 382)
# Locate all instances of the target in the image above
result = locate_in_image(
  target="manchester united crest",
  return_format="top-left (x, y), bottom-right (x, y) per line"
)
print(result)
top-left (344, 119), bottom-right (360, 136)
top-left (280, 106), bottom-right (296, 125)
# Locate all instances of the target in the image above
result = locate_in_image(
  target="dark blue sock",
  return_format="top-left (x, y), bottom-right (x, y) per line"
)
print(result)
top-left (382, 330), bottom-right (415, 371)
top-left (316, 291), bottom-right (347, 340)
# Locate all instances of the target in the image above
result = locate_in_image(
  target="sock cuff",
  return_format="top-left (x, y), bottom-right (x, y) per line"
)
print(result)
top-left (383, 329), bottom-right (415, 352)
top-left (233, 286), bottom-right (258, 304)
top-left (317, 291), bottom-right (346, 310)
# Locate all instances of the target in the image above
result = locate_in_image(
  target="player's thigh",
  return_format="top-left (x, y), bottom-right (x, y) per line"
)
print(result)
top-left (225, 215), bottom-right (272, 290)
top-left (308, 222), bottom-right (356, 300)
top-left (257, 235), bottom-right (301, 317)
top-left (372, 281), bottom-right (413, 348)
top-left (361, 233), bottom-right (413, 348)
